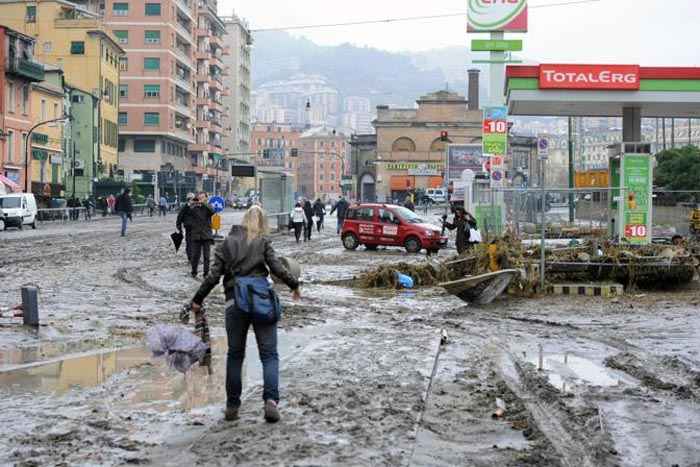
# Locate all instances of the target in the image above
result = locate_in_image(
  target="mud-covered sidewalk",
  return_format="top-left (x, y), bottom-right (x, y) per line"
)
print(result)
top-left (1, 213), bottom-right (700, 466)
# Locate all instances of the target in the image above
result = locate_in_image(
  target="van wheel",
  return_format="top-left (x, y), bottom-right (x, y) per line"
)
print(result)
top-left (404, 236), bottom-right (422, 254)
top-left (342, 233), bottom-right (360, 251)
top-left (18, 223), bottom-right (23, 230)
top-left (365, 244), bottom-right (378, 251)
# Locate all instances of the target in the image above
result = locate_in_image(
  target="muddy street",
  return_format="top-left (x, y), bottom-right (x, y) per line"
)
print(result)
top-left (1, 214), bottom-right (700, 466)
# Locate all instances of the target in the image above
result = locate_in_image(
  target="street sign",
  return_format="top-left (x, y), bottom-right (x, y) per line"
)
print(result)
top-left (537, 137), bottom-right (549, 160)
top-left (209, 196), bottom-right (225, 213)
top-left (482, 106), bottom-right (509, 157)
top-left (471, 39), bottom-right (523, 52)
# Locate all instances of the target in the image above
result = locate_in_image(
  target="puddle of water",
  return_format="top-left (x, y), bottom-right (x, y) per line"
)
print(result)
top-left (0, 324), bottom-right (336, 412)
top-left (528, 352), bottom-right (622, 390)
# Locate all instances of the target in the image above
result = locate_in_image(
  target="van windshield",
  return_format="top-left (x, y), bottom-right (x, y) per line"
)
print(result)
top-left (394, 207), bottom-right (424, 224)
top-left (0, 197), bottom-right (21, 209)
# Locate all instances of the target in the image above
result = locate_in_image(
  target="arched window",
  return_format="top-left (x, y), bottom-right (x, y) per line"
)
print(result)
top-left (392, 137), bottom-right (416, 152)
top-left (430, 137), bottom-right (452, 152)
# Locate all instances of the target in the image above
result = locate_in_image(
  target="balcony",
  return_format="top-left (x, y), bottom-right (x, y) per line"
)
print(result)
top-left (195, 50), bottom-right (210, 60)
top-left (222, 46), bottom-right (231, 56)
top-left (195, 27), bottom-right (210, 37)
top-left (196, 120), bottom-right (211, 129)
top-left (175, 101), bottom-right (193, 117)
top-left (174, 47), bottom-right (192, 65)
top-left (211, 56), bottom-right (225, 69)
top-left (174, 127), bottom-right (194, 144)
top-left (210, 119), bottom-right (223, 130)
top-left (188, 143), bottom-right (209, 153)
top-left (8, 58), bottom-right (45, 82)
top-left (210, 35), bottom-right (223, 48)
top-left (195, 72), bottom-right (208, 82)
top-left (175, 22), bottom-right (193, 43)
top-left (175, 0), bottom-right (193, 18)
top-left (195, 97), bottom-right (209, 106)
top-left (174, 74), bottom-right (192, 92)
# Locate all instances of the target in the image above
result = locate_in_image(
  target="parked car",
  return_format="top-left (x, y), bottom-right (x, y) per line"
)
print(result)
top-left (0, 193), bottom-right (38, 230)
top-left (424, 188), bottom-right (447, 204)
top-left (341, 203), bottom-right (447, 254)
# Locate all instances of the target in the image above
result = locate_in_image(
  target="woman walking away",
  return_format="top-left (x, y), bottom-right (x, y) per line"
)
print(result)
top-left (313, 198), bottom-right (326, 232)
top-left (291, 202), bottom-right (305, 243)
top-left (303, 199), bottom-right (314, 242)
top-left (189, 206), bottom-right (300, 423)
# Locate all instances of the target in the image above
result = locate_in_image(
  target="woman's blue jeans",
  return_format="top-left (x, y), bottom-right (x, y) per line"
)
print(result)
top-left (224, 303), bottom-right (279, 408)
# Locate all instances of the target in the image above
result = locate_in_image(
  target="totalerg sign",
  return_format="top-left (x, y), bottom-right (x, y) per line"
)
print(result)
top-left (539, 64), bottom-right (641, 90)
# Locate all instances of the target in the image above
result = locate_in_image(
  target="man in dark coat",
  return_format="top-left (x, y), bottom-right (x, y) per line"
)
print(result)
top-left (312, 198), bottom-right (325, 232)
top-left (176, 193), bottom-right (196, 261)
top-left (302, 199), bottom-right (314, 241)
top-left (179, 192), bottom-right (214, 277)
top-left (115, 188), bottom-right (134, 237)
top-left (442, 207), bottom-right (477, 255)
top-left (330, 196), bottom-right (349, 234)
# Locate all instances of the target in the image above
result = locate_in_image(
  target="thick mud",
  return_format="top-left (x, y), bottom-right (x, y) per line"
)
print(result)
top-left (1, 213), bottom-right (700, 466)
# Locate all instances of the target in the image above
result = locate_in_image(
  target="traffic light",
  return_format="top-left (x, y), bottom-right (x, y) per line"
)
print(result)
top-left (290, 148), bottom-right (299, 157)
top-left (440, 131), bottom-right (449, 142)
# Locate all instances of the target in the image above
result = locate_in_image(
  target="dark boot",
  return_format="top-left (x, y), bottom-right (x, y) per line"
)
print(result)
top-left (264, 400), bottom-right (280, 423)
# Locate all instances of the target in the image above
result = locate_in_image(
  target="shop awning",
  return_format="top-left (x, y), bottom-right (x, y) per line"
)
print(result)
top-left (0, 175), bottom-right (21, 193)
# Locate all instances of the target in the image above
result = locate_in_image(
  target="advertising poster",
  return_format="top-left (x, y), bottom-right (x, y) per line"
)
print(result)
top-left (482, 106), bottom-right (508, 156)
top-left (447, 144), bottom-right (485, 182)
top-left (620, 154), bottom-right (653, 245)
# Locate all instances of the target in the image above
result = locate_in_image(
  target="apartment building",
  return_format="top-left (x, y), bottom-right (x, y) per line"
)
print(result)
top-left (0, 26), bottom-right (45, 193)
top-left (103, 0), bottom-right (231, 196)
top-left (222, 12), bottom-right (252, 159)
top-left (30, 65), bottom-right (66, 197)
top-left (298, 127), bottom-right (349, 201)
top-left (0, 0), bottom-right (123, 190)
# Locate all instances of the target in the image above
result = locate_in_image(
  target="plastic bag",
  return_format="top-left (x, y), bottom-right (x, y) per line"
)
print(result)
top-left (395, 272), bottom-right (415, 289)
top-left (146, 324), bottom-right (209, 373)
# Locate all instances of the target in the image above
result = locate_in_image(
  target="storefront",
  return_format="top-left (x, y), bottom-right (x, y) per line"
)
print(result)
top-left (384, 162), bottom-right (444, 202)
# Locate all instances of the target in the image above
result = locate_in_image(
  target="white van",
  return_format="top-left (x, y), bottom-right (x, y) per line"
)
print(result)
top-left (0, 193), bottom-right (38, 230)
top-left (425, 188), bottom-right (447, 204)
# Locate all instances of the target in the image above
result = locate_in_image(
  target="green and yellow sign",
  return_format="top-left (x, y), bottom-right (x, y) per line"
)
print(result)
top-left (620, 154), bottom-right (653, 245)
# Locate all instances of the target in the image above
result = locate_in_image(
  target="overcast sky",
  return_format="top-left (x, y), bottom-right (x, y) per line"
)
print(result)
top-left (220, 0), bottom-right (699, 66)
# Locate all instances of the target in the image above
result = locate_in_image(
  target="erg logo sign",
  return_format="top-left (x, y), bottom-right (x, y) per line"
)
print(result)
top-left (539, 64), bottom-right (641, 90)
top-left (468, 0), bottom-right (528, 32)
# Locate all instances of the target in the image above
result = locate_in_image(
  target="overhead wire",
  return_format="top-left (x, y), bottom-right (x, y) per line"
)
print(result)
top-left (250, 0), bottom-right (602, 33)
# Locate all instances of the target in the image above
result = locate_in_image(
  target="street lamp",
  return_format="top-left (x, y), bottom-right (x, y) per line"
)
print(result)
top-left (24, 115), bottom-right (72, 193)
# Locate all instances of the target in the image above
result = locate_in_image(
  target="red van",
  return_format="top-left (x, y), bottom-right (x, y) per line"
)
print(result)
top-left (341, 204), bottom-right (448, 254)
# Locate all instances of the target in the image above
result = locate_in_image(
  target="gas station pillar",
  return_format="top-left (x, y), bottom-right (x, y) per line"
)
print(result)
top-left (622, 107), bottom-right (642, 142)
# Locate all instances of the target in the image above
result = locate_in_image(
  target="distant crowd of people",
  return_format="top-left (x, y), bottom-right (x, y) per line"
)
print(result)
top-left (290, 196), bottom-right (349, 243)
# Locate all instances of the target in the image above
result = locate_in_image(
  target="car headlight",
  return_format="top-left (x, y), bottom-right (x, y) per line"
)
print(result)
top-left (425, 230), bottom-right (434, 237)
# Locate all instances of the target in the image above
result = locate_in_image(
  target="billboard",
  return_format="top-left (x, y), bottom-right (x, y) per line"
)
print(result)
top-left (468, 0), bottom-right (528, 33)
top-left (539, 64), bottom-right (641, 90)
top-left (620, 154), bottom-right (653, 245)
top-left (447, 144), bottom-right (485, 182)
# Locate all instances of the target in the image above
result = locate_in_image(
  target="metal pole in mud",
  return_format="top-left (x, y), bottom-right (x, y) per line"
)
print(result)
top-left (540, 168), bottom-right (546, 289)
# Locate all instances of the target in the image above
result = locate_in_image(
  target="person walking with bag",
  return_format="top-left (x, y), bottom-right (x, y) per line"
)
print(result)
top-left (176, 193), bottom-right (197, 262)
top-left (330, 196), bottom-right (349, 235)
top-left (313, 198), bottom-right (326, 232)
top-left (291, 202), bottom-right (305, 244)
top-left (302, 199), bottom-right (314, 242)
top-left (190, 206), bottom-right (300, 423)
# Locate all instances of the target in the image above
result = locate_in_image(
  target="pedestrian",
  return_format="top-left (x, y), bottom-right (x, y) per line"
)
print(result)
top-left (98, 197), bottom-right (108, 217)
top-left (83, 196), bottom-right (93, 221)
top-left (330, 195), bottom-right (349, 235)
top-left (404, 196), bottom-right (415, 212)
top-left (291, 202), bottom-right (305, 244)
top-left (313, 198), bottom-right (325, 232)
top-left (107, 194), bottom-right (116, 215)
top-left (146, 195), bottom-right (156, 217)
top-left (176, 193), bottom-right (196, 262)
top-left (179, 192), bottom-right (214, 278)
top-left (442, 207), bottom-right (477, 254)
top-left (159, 195), bottom-right (168, 217)
top-left (302, 199), bottom-right (314, 241)
top-left (188, 205), bottom-right (301, 423)
top-left (115, 188), bottom-right (134, 237)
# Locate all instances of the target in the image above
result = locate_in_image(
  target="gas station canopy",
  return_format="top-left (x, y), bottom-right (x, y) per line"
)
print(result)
top-left (506, 65), bottom-right (700, 118)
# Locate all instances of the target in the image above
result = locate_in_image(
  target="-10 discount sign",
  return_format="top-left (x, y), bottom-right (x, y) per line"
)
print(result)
top-left (482, 108), bottom-right (508, 156)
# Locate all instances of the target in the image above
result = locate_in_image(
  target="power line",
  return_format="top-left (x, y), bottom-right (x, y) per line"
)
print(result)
top-left (250, 0), bottom-right (602, 33)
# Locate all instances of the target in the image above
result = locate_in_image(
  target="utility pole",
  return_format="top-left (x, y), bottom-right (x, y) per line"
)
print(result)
top-left (671, 118), bottom-right (675, 148)
top-left (662, 119), bottom-right (667, 150)
top-left (568, 116), bottom-right (575, 223)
